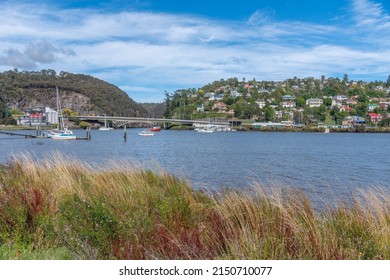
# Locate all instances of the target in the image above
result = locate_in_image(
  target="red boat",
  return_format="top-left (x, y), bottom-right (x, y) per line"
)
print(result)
top-left (149, 126), bottom-right (161, 132)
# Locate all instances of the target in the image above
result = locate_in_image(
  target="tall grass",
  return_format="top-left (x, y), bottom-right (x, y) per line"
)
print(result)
top-left (0, 153), bottom-right (389, 260)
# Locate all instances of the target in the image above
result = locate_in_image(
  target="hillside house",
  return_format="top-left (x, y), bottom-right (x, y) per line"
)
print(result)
top-left (196, 104), bottom-right (205, 112)
top-left (340, 105), bottom-right (354, 112)
top-left (333, 95), bottom-right (348, 102)
top-left (331, 99), bottom-right (343, 108)
top-left (256, 100), bottom-right (266, 109)
top-left (282, 95), bottom-right (296, 101)
top-left (282, 101), bottom-right (296, 108)
top-left (306, 98), bottom-right (323, 108)
top-left (367, 104), bottom-right (379, 111)
top-left (379, 102), bottom-right (390, 110)
top-left (367, 113), bottom-right (383, 123)
top-left (204, 92), bottom-right (215, 99)
top-left (342, 116), bottom-right (366, 127)
top-left (212, 102), bottom-right (228, 112)
top-left (230, 90), bottom-right (242, 98)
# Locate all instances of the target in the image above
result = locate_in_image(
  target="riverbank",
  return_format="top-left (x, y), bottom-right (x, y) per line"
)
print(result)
top-left (0, 154), bottom-right (389, 260)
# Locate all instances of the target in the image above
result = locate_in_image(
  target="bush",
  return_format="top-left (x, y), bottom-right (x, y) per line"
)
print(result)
top-left (1, 154), bottom-right (390, 260)
top-left (0, 116), bottom-right (17, 125)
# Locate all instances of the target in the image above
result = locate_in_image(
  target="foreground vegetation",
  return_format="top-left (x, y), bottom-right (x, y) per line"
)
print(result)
top-left (0, 154), bottom-right (389, 260)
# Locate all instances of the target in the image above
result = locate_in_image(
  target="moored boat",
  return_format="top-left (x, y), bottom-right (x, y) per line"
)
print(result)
top-left (99, 114), bottom-right (114, 130)
top-left (49, 86), bottom-right (76, 140)
top-left (138, 130), bottom-right (154, 136)
top-left (149, 126), bottom-right (161, 132)
top-left (50, 129), bottom-right (77, 140)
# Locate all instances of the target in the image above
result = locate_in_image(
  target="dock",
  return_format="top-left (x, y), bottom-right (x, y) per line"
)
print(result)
top-left (0, 131), bottom-right (39, 138)
top-left (0, 127), bottom-right (91, 140)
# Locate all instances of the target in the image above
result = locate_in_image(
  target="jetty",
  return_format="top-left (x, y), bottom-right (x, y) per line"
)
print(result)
top-left (0, 131), bottom-right (39, 138)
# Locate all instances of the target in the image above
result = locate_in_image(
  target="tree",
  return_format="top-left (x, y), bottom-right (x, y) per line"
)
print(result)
top-left (293, 111), bottom-right (303, 124)
top-left (343, 74), bottom-right (349, 84)
top-left (264, 106), bottom-right (275, 122)
top-left (0, 101), bottom-right (10, 119)
top-left (387, 75), bottom-right (390, 87)
top-left (358, 94), bottom-right (369, 104)
top-left (296, 96), bottom-right (305, 108)
top-left (323, 97), bottom-right (332, 107)
top-left (2, 116), bottom-right (16, 125)
top-left (378, 117), bottom-right (390, 127)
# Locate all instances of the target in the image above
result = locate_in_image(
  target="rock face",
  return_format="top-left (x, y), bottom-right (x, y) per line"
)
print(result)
top-left (0, 69), bottom-right (148, 116)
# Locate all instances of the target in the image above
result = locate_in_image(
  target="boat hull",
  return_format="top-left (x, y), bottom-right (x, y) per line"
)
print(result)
top-left (50, 131), bottom-right (76, 140)
top-left (149, 127), bottom-right (161, 132)
top-left (138, 130), bottom-right (154, 136)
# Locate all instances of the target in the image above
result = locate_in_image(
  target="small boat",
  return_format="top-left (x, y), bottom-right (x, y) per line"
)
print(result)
top-left (138, 130), bottom-right (154, 136)
top-left (196, 128), bottom-right (214, 133)
top-left (50, 129), bottom-right (77, 140)
top-left (99, 114), bottom-right (114, 131)
top-left (324, 128), bottom-right (330, 133)
top-left (149, 126), bottom-right (161, 132)
top-left (49, 86), bottom-right (76, 140)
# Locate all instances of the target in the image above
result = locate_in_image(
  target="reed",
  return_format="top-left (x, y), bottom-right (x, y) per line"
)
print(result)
top-left (0, 153), bottom-right (389, 259)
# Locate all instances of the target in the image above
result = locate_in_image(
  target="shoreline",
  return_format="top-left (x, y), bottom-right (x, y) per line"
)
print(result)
top-left (2, 124), bottom-right (390, 133)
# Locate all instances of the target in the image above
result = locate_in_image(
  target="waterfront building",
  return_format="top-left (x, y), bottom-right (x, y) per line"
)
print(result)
top-left (45, 107), bottom-right (59, 124)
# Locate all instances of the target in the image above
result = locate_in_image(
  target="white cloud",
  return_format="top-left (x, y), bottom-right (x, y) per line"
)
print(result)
top-left (353, 0), bottom-right (390, 29)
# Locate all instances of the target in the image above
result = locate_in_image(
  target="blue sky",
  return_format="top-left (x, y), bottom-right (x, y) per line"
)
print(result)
top-left (1, 0), bottom-right (390, 102)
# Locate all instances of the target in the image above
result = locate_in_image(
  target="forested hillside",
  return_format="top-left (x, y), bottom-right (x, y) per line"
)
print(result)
top-left (0, 69), bottom-right (147, 117)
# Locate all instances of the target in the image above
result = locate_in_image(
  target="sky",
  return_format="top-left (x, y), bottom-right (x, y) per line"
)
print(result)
top-left (1, 0), bottom-right (390, 102)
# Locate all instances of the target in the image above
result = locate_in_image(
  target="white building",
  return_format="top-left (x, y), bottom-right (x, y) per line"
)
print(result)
top-left (306, 98), bottom-right (323, 108)
top-left (256, 100), bottom-right (266, 109)
top-left (45, 107), bottom-right (58, 124)
top-left (282, 101), bottom-right (296, 108)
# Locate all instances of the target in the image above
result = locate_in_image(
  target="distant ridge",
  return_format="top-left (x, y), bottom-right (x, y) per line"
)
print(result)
top-left (0, 69), bottom-right (148, 117)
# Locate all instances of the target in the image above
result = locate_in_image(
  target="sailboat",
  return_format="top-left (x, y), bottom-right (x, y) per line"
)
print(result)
top-left (48, 86), bottom-right (76, 140)
top-left (99, 114), bottom-right (113, 130)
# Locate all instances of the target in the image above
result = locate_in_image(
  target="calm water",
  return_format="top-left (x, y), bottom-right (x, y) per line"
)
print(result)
top-left (1, 129), bottom-right (389, 201)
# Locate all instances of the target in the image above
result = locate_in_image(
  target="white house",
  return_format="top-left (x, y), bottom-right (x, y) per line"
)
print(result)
top-left (331, 99), bottom-right (343, 108)
top-left (230, 90), bottom-right (242, 98)
top-left (306, 98), bottom-right (323, 108)
top-left (196, 104), bottom-right (205, 112)
top-left (256, 100), bottom-right (266, 109)
top-left (333, 95), bottom-right (348, 102)
top-left (204, 92), bottom-right (215, 99)
top-left (282, 101), bottom-right (296, 108)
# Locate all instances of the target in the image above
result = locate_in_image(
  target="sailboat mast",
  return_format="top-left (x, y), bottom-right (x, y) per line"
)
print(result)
top-left (56, 86), bottom-right (64, 130)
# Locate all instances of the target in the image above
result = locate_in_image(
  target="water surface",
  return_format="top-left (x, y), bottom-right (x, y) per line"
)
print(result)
top-left (1, 129), bottom-right (389, 202)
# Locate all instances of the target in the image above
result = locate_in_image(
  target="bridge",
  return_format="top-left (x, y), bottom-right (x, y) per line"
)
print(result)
top-left (73, 116), bottom-right (230, 127)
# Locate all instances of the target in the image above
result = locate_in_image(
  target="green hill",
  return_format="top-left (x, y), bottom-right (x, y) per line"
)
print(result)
top-left (0, 69), bottom-right (147, 117)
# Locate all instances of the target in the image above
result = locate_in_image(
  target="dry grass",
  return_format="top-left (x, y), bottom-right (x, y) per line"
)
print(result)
top-left (0, 153), bottom-right (389, 259)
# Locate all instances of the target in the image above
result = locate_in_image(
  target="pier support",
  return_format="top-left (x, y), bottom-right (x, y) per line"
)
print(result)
top-left (86, 127), bottom-right (91, 140)
top-left (123, 126), bottom-right (127, 142)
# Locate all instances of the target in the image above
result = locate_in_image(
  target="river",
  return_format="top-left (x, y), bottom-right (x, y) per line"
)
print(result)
top-left (1, 129), bottom-right (389, 203)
